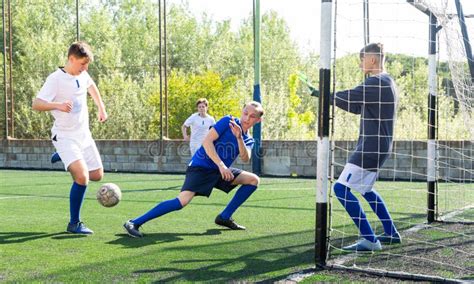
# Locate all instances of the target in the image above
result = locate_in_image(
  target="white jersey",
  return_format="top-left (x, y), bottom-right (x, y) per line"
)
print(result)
top-left (184, 113), bottom-right (215, 146)
top-left (37, 68), bottom-right (93, 138)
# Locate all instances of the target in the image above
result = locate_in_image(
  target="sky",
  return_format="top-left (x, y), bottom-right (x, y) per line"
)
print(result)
top-left (172, 0), bottom-right (474, 59)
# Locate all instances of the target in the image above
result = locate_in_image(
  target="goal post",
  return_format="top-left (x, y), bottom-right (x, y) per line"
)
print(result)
top-left (315, 0), bottom-right (333, 267)
top-left (316, 0), bottom-right (473, 280)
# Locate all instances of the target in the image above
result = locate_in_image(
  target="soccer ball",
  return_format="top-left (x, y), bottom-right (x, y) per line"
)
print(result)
top-left (96, 183), bottom-right (121, 207)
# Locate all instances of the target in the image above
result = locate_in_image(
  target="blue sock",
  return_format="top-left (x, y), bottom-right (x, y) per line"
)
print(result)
top-left (333, 182), bottom-right (376, 242)
top-left (132, 198), bottom-right (183, 226)
top-left (363, 190), bottom-right (398, 236)
top-left (69, 182), bottom-right (87, 224)
top-left (220, 184), bottom-right (257, 220)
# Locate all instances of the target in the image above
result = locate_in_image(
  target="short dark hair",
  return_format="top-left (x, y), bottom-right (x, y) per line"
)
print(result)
top-left (68, 41), bottom-right (94, 61)
top-left (196, 98), bottom-right (208, 107)
top-left (360, 42), bottom-right (384, 62)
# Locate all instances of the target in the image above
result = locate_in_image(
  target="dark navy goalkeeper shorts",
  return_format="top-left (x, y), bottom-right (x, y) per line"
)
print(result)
top-left (181, 166), bottom-right (243, 197)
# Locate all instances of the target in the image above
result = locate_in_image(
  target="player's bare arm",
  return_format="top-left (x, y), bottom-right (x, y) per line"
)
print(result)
top-left (229, 117), bottom-right (251, 162)
top-left (87, 82), bottom-right (107, 122)
top-left (32, 98), bottom-right (73, 113)
top-left (202, 128), bottom-right (234, 181)
top-left (181, 124), bottom-right (190, 141)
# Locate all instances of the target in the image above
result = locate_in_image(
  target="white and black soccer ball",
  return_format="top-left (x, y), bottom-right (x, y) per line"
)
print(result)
top-left (96, 183), bottom-right (122, 207)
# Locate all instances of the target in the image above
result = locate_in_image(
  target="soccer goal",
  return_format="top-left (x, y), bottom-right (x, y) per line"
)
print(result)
top-left (315, 0), bottom-right (473, 281)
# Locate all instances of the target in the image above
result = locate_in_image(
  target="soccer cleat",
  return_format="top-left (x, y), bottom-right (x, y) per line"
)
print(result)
top-left (123, 220), bottom-right (143, 238)
top-left (215, 215), bottom-right (246, 230)
top-left (377, 232), bottom-right (402, 244)
top-left (342, 239), bottom-right (382, 252)
top-left (67, 222), bottom-right (94, 234)
top-left (51, 152), bottom-right (62, 164)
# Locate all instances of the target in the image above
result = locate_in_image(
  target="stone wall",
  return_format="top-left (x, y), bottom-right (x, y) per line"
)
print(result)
top-left (0, 139), bottom-right (471, 180)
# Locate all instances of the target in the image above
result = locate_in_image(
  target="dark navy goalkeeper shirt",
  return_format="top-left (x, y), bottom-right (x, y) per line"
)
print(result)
top-left (334, 73), bottom-right (398, 170)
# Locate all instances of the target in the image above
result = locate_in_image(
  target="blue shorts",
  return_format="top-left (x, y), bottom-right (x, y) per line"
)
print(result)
top-left (181, 166), bottom-right (243, 197)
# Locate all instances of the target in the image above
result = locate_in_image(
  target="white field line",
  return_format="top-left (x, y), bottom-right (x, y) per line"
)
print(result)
top-left (0, 195), bottom-right (37, 200)
top-left (263, 187), bottom-right (313, 191)
top-left (439, 204), bottom-right (474, 221)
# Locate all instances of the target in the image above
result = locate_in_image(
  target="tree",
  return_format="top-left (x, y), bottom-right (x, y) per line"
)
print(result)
top-left (4, 1), bottom-right (468, 141)
top-left (149, 70), bottom-right (241, 139)
top-left (11, 0), bottom-right (76, 139)
top-left (285, 74), bottom-right (315, 140)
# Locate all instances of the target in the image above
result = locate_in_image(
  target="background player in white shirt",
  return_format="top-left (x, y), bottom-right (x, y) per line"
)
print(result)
top-left (32, 41), bottom-right (108, 235)
top-left (181, 98), bottom-right (216, 155)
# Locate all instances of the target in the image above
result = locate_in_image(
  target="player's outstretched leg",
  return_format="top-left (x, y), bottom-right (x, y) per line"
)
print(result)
top-left (124, 191), bottom-right (193, 238)
top-left (51, 152), bottom-right (62, 164)
top-left (216, 172), bottom-right (259, 230)
top-left (363, 190), bottom-right (401, 244)
top-left (124, 198), bottom-right (183, 238)
top-left (333, 182), bottom-right (381, 251)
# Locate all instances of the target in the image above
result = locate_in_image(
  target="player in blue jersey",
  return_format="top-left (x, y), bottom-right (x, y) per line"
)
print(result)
top-left (124, 101), bottom-right (264, 238)
top-left (333, 43), bottom-right (401, 251)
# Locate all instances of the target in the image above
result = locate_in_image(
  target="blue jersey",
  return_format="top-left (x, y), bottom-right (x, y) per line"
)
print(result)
top-left (334, 73), bottom-right (398, 170)
top-left (189, 115), bottom-right (255, 169)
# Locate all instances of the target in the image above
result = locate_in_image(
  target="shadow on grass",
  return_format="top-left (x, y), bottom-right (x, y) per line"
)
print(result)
top-left (107, 229), bottom-right (224, 248)
top-left (0, 231), bottom-right (86, 244)
top-left (18, 228), bottom-right (315, 282)
top-left (133, 240), bottom-right (314, 282)
top-left (126, 229), bottom-right (315, 282)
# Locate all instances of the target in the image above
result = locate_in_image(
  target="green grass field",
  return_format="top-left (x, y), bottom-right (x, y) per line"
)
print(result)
top-left (0, 170), bottom-right (472, 282)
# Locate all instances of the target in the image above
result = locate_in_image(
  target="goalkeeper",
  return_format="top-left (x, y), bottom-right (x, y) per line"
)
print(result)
top-left (301, 43), bottom-right (401, 251)
top-left (334, 43), bottom-right (401, 251)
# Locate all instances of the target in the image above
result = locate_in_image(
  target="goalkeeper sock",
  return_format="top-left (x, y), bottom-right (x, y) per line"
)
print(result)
top-left (363, 190), bottom-right (398, 236)
top-left (132, 198), bottom-right (183, 226)
top-left (69, 182), bottom-right (87, 224)
top-left (334, 182), bottom-right (376, 242)
top-left (220, 184), bottom-right (257, 220)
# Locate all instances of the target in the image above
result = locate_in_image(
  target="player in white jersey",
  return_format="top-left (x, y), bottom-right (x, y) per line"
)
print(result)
top-left (181, 98), bottom-right (216, 155)
top-left (32, 41), bottom-right (108, 235)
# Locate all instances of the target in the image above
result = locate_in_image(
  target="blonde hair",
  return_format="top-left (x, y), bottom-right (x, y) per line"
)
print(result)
top-left (246, 101), bottom-right (264, 117)
top-left (196, 98), bottom-right (209, 107)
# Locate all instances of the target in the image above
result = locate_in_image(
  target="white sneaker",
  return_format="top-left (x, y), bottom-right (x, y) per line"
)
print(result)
top-left (342, 239), bottom-right (382, 252)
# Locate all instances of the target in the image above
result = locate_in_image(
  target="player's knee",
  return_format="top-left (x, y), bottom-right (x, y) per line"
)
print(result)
top-left (91, 175), bottom-right (103, 182)
top-left (177, 193), bottom-right (194, 207)
top-left (89, 170), bottom-right (104, 181)
top-left (249, 174), bottom-right (260, 186)
top-left (178, 197), bottom-right (191, 207)
top-left (74, 174), bottom-right (89, 186)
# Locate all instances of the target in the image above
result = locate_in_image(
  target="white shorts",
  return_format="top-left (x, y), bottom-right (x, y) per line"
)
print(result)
top-left (52, 133), bottom-right (103, 171)
top-left (337, 163), bottom-right (378, 194)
